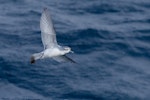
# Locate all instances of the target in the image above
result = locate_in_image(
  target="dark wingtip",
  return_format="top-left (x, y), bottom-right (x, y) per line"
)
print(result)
top-left (71, 60), bottom-right (76, 63)
top-left (30, 56), bottom-right (35, 64)
top-left (72, 61), bottom-right (78, 64)
top-left (70, 59), bottom-right (77, 64)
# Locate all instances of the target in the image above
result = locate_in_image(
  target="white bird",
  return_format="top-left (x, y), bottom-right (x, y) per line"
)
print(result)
top-left (31, 8), bottom-right (75, 64)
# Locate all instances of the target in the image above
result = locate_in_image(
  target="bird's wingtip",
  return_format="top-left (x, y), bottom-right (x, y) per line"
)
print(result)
top-left (71, 60), bottom-right (77, 64)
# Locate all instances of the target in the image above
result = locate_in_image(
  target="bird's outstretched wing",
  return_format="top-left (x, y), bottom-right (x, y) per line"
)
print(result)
top-left (40, 8), bottom-right (57, 49)
top-left (52, 55), bottom-right (76, 63)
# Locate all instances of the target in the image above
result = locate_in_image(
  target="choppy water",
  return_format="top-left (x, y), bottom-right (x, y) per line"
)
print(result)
top-left (0, 0), bottom-right (150, 100)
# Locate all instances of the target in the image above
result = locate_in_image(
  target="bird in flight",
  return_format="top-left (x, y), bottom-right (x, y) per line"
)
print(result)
top-left (31, 8), bottom-right (75, 64)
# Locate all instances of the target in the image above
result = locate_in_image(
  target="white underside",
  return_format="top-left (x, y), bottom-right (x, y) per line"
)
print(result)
top-left (43, 48), bottom-right (64, 58)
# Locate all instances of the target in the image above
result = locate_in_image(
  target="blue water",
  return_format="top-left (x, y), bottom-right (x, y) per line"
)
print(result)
top-left (0, 0), bottom-right (150, 100)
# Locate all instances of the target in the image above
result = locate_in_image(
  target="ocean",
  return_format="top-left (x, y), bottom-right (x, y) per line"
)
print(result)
top-left (0, 0), bottom-right (150, 100)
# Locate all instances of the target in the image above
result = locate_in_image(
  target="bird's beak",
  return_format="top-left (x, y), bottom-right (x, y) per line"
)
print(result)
top-left (70, 50), bottom-right (74, 53)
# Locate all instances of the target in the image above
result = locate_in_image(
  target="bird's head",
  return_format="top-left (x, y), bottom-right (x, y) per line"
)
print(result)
top-left (64, 46), bottom-right (74, 53)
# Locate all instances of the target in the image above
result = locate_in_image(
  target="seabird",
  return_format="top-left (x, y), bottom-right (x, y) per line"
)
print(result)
top-left (31, 8), bottom-right (75, 64)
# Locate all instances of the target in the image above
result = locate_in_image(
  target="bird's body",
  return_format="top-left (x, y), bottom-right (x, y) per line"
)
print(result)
top-left (44, 48), bottom-right (62, 58)
top-left (42, 46), bottom-right (69, 58)
top-left (31, 8), bottom-right (75, 64)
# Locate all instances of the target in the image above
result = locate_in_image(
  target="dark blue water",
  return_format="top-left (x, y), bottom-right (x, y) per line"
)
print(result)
top-left (0, 0), bottom-right (150, 100)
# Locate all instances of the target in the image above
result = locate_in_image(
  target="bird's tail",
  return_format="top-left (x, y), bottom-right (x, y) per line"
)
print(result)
top-left (30, 56), bottom-right (35, 64)
top-left (30, 52), bottom-right (44, 64)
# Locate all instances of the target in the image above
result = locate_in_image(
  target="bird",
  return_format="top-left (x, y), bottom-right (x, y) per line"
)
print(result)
top-left (30, 8), bottom-right (75, 64)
